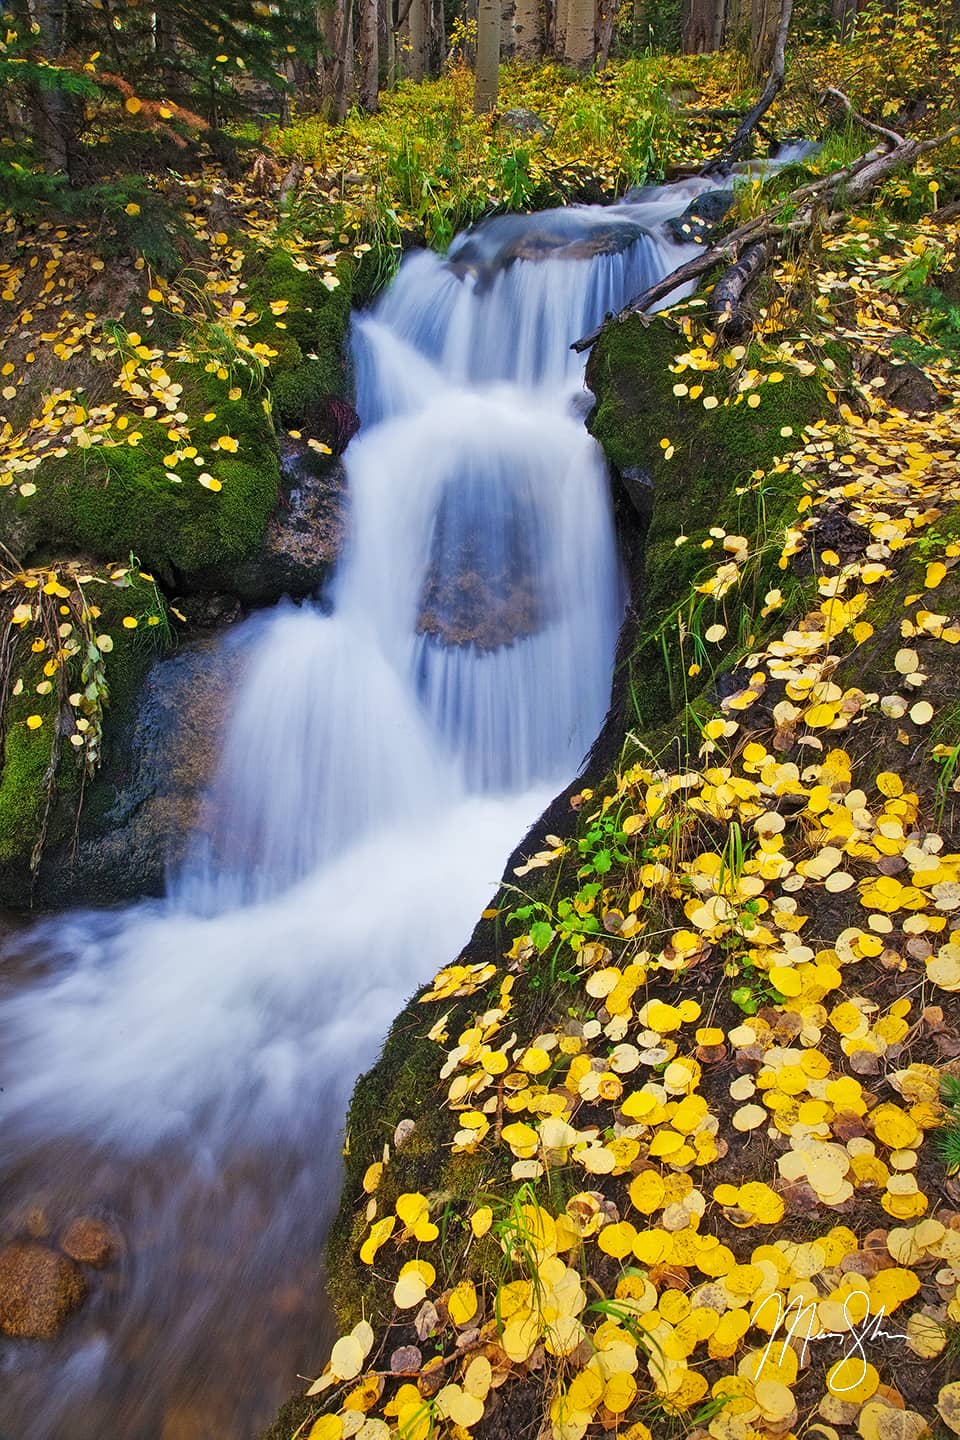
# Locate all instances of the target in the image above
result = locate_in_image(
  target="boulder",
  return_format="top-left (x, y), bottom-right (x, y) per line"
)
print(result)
top-left (666, 189), bottom-right (734, 245)
top-left (500, 108), bottom-right (551, 137)
top-left (0, 1243), bottom-right (86, 1339)
top-left (20, 631), bottom-right (235, 907)
top-left (60, 1217), bottom-right (122, 1269)
top-left (200, 445), bottom-right (347, 605)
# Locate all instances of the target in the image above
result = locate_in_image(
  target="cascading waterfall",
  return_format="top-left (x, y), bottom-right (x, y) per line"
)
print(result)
top-left (0, 183), bottom-right (702, 1439)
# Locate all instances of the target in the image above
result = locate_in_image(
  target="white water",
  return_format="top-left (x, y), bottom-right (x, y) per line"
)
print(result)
top-left (0, 186), bottom-right (702, 1438)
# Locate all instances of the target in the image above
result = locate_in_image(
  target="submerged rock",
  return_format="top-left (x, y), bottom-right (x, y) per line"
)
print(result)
top-left (60, 1217), bottom-right (122, 1268)
top-left (0, 1242), bottom-right (86, 1339)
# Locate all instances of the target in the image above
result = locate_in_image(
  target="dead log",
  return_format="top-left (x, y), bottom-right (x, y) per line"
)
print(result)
top-left (711, 240), bottom-right (773, 337)
top-left (572, 113), bottom-right (960, 354)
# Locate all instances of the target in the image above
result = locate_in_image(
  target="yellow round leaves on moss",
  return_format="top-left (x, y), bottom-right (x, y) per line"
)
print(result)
top-left (448, 1279), bottom-right (478, 1326)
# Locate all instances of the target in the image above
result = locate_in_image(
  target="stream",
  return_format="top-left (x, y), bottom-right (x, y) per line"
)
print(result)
top-left (0, 167), bottom-right (771, 1438)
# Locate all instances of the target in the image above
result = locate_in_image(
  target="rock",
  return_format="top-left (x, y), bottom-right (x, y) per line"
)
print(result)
top-left (416, 484), bottom-right (545, 650)
top-left (0, 1242), bottom-right (86, 1339)
top-left (60, 1217), bottom-right (122, 1268)
top-left (500, 107), bottom-right (551, 137)
top-left (170, 593), bottom-right (242, 630)
top-left (666, 189), bottom-right (734, 245)
top-left (858, 348), bottom-right (942, 413)
top-left (198, 445), bottom-right (347, 605)
top-left (450, 210), bottom-right (652, 281)
top-left (18, 632), bottom-right (235, 907)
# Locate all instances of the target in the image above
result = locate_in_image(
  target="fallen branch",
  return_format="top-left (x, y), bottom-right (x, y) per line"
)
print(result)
top-left (711, 240), bottom-right (773, 337)
top-left (572, 114), bottom-right (960, 353)
top-left (820, 86), bottom-right (904, 148)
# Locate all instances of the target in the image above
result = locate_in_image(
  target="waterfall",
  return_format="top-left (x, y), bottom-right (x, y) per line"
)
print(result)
top-left (0, 188), bottom-right (700, 1439)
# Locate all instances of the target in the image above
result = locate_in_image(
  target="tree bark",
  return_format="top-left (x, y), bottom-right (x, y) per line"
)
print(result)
top-left (563, 0), bottom-right (595, 67)
top-left (596, 0), bottom-right (616, 67)
top-left (408, 0), bottom-right (427, 80)
top-left (750, 0), bottom-right (778, 76)
top-left (474, 0), bottom-right (500, 111)
top-left (360, 0), bottom-right (379, 108)
top-left (500, 0), bottom-right (516, 58)
top-left (332, 0), bottom-right (355, 121)
top-left (513, 0), bottom-right (542, 57)
top-left (554, 0), bottom-right (570, 57)
top-left (831, 0), bottom-right (856, 36)
top-left (683, 0), bottom-right (723, 53)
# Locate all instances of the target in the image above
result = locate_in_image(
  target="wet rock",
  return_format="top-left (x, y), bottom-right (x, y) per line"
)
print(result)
top-left (0, 1242), bottom-right (87, 1339)
top-left (203, 446), bottom-right (347, 605)
top-left (858, 348), bottom-right (942, 413)
top-left (60, 1217), bottom-right (122, 1268)
top-left (500, 107), bottom-right (551, 137)
top-left (450, 210), bottom-right (652, 279)
top-left (22, 632), bottom-right (235, 906)
top-left (416, 487), bottom-right (545, 650)
top-left (617, 464), bottom-right (654, 519)
top-left (170, 593), bottom-right (242, 630)
top-left (666, 189), bottom-right (734, 245)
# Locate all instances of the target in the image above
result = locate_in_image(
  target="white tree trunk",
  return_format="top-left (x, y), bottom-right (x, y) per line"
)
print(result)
top-left (474, 0), bottom-right (500, 110)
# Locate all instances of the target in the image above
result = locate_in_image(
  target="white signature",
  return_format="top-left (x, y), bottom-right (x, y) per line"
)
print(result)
top-left (751, 1291), bottom-right (908, 1391)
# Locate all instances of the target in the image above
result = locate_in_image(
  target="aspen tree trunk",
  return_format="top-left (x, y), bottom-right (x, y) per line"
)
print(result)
top-left (332, 0), bottom-right (355, 120)
top-left (500, 0), bottom-right (516, 58)
top-left (360, 0), bottom-right (379, 108)
top-left (750, 0), bottom-right (778, 76)
top-left (682, 0), bottom-right (723, 52)
top-left (596, 0), bottom-right (615, 66)
top-left (831, 0), bottom-right (856, 38)
top-left (563, 0), bottom-right (595, 68)
top-left (408, 0), bottom-right (427, 79)
top-left (513, 0), bottom-right (542, 57)
top-left (474, 0), bottom-right (500, 110)
top-left (554, 0), bottom-right (569, 57)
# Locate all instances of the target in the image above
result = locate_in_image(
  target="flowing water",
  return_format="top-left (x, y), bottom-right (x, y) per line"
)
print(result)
top-left (0, 181), bottom-right (708, 1439)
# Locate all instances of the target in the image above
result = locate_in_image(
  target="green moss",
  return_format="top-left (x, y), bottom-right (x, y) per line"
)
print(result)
top-left (6, 377), bottom-right (280, 582)
top-left (242, 248), bottom-right (357, 428)
top-left (0, 570), bottom-right (169, 874)
top-left (588, 310), bottom-right (830, 732)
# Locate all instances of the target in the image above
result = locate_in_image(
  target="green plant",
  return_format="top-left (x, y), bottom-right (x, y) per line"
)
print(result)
top-left (937, 1075), bottom-right (960, 1175)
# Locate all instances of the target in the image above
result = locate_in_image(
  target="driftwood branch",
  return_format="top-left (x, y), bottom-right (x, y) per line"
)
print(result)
top-left (711, 240), bottom-right (773, 337)
top-left (707, 0), bottom-right (794, 171)
top-left (572, 114), bottom-right (960, 354)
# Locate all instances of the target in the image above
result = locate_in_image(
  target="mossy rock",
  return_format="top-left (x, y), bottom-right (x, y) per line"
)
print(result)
top-left (0, 377), bottom-right (281, 587)
top-left (588, 309), bottom-right (833, 731)
top-left (0, 568), bottom-right (170, 898)
top-left (242, 248), bottom-right (356, 430)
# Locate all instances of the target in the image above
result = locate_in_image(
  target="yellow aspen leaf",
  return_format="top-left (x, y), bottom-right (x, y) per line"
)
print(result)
top-left (448, 1280), bottom-right (478, 1326)
top-left (470, 1206), bottom-right (493, 1238)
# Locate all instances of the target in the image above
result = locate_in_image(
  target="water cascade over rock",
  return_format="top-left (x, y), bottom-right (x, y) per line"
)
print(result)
top-left (0, 186), bottom-right (701, 1438)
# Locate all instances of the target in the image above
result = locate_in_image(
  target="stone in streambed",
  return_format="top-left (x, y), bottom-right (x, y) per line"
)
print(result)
top-left (0, 1242), bottom-right (86, 1339)
top-left (60, 1216), bottom-right (122, 1268)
